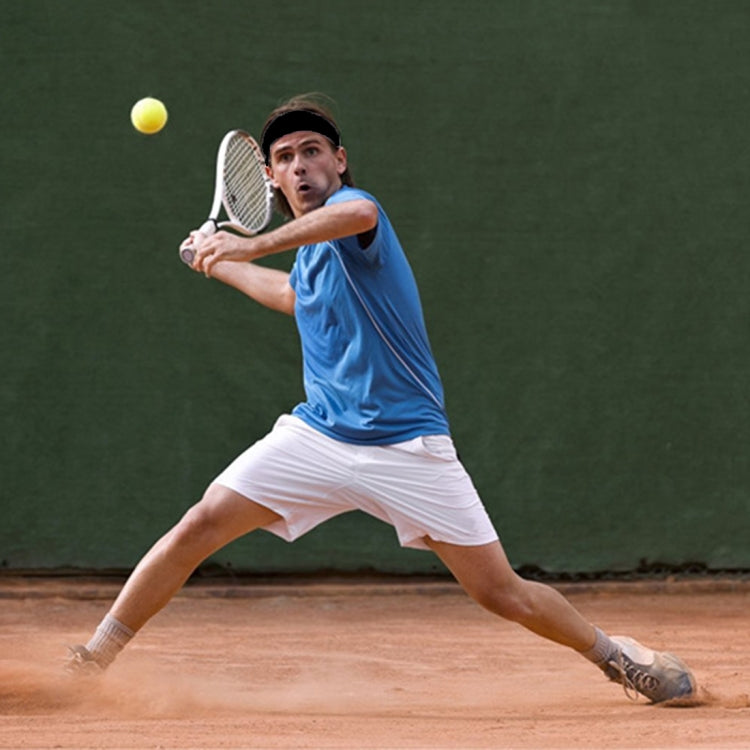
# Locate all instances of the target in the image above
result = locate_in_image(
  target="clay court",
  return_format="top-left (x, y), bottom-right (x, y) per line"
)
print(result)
top-left (0, 577), bottom-right (747, 749)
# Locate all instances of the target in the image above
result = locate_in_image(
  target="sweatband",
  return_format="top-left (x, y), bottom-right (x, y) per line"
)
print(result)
top-left (261, 110), bottom-right (341, 163)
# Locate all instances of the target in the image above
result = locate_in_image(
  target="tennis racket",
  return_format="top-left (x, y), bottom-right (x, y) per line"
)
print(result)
top-left (179, 130), bottom-right (274, 264)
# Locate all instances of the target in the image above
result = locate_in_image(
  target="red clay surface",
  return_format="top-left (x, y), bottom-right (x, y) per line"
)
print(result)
top-left (0, 577), bottom-right (748, 749)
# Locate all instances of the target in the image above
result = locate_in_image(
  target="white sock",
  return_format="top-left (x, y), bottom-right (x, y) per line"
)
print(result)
top-left (581, 627), bottom-right (618, 668)
top-left (85, 613), bottom-right (134, 668)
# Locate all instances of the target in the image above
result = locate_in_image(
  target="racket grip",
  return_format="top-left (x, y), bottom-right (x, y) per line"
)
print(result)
top-left (178, 220), bottom-right (214, 265)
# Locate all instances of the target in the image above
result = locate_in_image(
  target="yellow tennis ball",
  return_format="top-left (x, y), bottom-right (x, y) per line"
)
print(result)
top-left (130, 97), bottom-right (168, 134)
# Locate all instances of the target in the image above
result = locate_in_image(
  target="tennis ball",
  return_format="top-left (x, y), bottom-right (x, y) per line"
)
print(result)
top-left (130, 97), bottom-right (168, 134)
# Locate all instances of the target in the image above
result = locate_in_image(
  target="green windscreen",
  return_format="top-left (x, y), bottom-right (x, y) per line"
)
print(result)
top-left (2, 1), bottom-right (748, 574)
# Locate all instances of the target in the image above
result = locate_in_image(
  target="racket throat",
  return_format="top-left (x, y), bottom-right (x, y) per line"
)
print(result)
top-left (198, 218), bottom-right (221, 236)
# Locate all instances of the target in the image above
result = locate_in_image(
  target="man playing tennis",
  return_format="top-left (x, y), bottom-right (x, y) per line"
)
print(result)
top-left (67, 94), bottom-right (695, 704)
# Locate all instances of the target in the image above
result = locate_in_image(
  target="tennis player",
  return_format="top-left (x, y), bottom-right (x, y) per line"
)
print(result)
top-left (67, 94), bottom-right (695, 704)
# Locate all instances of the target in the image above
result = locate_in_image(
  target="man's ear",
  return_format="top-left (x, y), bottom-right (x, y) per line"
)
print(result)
top-left (336, 147), bottom-right (348, 176)
top-left (266, 165), bottom-right (280, 189)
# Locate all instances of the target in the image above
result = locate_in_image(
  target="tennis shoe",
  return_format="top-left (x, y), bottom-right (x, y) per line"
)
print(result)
top-left (604, 636), bottom-right (696, 703)
top-left (64, 645), bottom-right (103, 677)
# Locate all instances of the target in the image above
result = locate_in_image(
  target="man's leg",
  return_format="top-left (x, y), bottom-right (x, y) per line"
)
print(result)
top-left (68, 484), bottom-right (280, 670)
top-left (425, 538), bottom-right (596, 650)
top-left (425, 538), bottom-right (697, 703)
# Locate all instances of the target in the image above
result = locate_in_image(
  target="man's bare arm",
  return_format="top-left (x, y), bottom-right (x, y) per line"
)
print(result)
top-left (207, 262), bottom-right (295, 315)
top-left (191, 199), bottom-right (378, 277)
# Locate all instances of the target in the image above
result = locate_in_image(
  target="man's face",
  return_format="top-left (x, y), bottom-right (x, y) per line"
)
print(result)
top-left (267, 131), bottom-right (347, 217)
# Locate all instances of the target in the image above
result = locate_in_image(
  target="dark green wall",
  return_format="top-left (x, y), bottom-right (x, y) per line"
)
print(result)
top-left (2, 0), bottom-right (749, 574)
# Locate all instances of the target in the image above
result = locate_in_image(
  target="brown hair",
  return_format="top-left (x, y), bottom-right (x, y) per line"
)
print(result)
top-left (261, 93), bottom-right (354, 218)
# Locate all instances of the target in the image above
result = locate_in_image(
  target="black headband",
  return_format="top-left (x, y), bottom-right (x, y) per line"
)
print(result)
top-left (260, 110), bottom-right (341, 163)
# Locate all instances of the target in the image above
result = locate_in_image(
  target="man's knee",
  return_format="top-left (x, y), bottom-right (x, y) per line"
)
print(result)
top-left (166, 485), bottom-right (275, 557)
top-left (164, 500), bottom-right (223, 556)
top-left (468, 576), bottom-right (535, 623)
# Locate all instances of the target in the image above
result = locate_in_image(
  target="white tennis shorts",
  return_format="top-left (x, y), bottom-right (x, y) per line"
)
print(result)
top-left (213, 414), bottom-right (499, 550)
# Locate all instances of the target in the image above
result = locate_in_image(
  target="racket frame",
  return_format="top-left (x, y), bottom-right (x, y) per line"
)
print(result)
top-left (180, 130), bottom-right (274, 264)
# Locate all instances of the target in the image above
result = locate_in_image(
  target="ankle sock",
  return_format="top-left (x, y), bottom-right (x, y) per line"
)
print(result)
top-left (581, 627), bottom-right (618, 668)
top-left (85, 613), bottom-right (135, 668)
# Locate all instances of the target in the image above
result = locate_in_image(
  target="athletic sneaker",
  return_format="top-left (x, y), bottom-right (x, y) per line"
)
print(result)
top-left (64, 645), bottom-right (103, 676)
top-left (604, 636), bottom-right (696, 703)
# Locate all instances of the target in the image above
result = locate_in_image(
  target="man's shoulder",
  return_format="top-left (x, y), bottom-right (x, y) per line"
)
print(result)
top-left (327, 185), bottom-right (378, 206)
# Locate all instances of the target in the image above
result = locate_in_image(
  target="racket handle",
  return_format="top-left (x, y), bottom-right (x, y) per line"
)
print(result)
top-left (178, 220), bottom-right (215, 265)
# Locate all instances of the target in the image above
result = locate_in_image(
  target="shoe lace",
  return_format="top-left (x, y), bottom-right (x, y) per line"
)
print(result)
top-left (609, 649), bottom-right (659, 702)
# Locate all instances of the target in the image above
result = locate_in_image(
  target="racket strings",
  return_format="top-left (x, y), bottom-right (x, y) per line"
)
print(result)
top-left (222, 135), bottom-right (273, 232)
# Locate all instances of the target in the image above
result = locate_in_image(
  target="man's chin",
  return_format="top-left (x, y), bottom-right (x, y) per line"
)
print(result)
top-left (293, 191), bottom-right (325, 214)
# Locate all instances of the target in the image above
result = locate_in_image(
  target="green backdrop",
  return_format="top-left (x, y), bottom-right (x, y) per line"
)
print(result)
top-left (2, 0), bottom-right (749, 575)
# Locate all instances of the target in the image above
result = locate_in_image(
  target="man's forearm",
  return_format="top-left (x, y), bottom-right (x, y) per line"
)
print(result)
top-left (222, 199), bottom-right (377, 264)
top-left (247, 199), bottom-right (377, 261)
top-left (209, 261), bottom-right (295, 315)
top-left (193, 199), bottom-right (378, 278)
